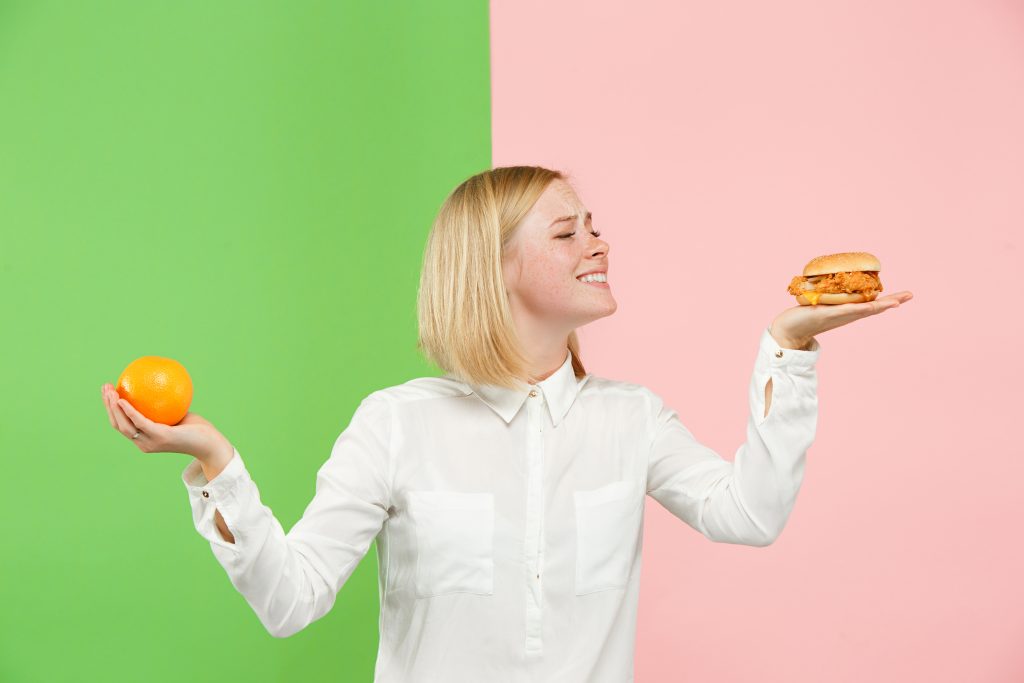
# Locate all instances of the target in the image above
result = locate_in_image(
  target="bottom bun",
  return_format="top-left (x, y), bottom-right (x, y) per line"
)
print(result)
top-left (795, 291), bottom-right (879, 305)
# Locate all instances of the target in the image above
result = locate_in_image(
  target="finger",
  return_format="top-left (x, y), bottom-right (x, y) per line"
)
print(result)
top-left (872, 291), bottom-right (913, 307)
top-left (828, 300), bottom-right (887, 317)
top-left (864, 299), bottom-right (899, 316)
top-left (117, 398), bottom-right (160, 435)
top-left (823, 299), bottom-right (897, 327)
top-left (857, 294), bottom-right (903, 313)
top-left (109, 393), bottom-right (136, 437)
top-left (873, 298), bottom-right (902, 313)
top-left (101, 387), bottom-right (117, 429)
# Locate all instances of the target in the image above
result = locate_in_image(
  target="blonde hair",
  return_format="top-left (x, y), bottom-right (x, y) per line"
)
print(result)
top-left (417, 165), bottom-right (588, 391)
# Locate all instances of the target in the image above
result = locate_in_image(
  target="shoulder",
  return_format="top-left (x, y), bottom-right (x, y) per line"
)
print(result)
top-left (343, 377), bottom-right (472, 433)
top-left (580, 374), bottom-right (661, 412)
top-left (364, 375), bottom-right (473, 408)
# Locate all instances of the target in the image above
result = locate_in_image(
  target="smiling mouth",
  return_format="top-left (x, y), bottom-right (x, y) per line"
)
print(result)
top-left (576, 275), bottom-right (610, 288)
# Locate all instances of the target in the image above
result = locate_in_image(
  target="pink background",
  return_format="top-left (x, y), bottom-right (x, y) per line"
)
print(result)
top-left (491, 1), bottom-right (1023, 680)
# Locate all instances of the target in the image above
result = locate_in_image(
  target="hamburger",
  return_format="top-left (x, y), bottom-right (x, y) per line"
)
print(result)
top-left (787, 252), bottom-right (884, 305)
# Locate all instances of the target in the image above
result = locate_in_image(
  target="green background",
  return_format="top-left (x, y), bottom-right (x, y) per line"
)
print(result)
top-left (0, 2), bottom-right (490, 680)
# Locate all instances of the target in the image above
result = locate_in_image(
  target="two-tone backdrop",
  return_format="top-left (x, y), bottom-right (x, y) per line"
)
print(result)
top-left (2, 1), bottom-right (1021, 681)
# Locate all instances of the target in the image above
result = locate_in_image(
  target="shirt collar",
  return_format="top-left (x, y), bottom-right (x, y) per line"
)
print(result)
top-left (447, 349), bottom-right (591, 427)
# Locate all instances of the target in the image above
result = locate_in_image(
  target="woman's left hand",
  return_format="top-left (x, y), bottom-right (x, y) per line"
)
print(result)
top-left (769, 290), bottom-right (914, 349)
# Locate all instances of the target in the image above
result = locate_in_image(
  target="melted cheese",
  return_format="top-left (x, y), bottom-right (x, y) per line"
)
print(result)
top-left (803, 291), bottom-right (822, 305)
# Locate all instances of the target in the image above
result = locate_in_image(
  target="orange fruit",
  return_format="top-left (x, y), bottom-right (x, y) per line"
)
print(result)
top-left (116, 356), bottom-right (193, 425)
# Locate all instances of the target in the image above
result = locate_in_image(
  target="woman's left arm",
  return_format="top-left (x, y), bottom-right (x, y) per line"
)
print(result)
top-left (645, 288), bottom-right (914, 546)
top-left (763, 290), bottom-right (914, 415)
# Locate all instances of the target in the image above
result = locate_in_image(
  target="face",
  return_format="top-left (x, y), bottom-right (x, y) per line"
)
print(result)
top-left (502, 178), bottom-right (617, 337)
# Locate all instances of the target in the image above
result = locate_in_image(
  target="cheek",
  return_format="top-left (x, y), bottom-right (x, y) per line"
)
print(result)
top-left (523, 247), bottom-right (574, 289)
top-left (522, 264), bottom-right (581, 309)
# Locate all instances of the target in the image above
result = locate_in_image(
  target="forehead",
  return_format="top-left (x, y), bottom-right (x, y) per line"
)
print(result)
top-left (531, 179), bottom-right (585, 219)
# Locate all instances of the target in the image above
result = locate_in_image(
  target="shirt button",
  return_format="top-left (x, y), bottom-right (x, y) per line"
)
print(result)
top-left (529, 390), bottom-right (537, 397)
top-left (202, 490), bottom-right (209, 498)
top-left (775, 350), bottom-right (784, 358)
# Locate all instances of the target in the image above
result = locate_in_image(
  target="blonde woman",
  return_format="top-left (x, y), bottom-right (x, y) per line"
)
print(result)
top-left (100, 166), bottom-right (913, 682)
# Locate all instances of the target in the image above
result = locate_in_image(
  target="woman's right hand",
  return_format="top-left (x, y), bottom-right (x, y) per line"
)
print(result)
top-left (100, 383), bottom-right (231, 462)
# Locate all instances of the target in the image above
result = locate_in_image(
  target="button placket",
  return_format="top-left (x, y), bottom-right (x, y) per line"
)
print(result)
top-left (523, 388), bottom-right (545, 656)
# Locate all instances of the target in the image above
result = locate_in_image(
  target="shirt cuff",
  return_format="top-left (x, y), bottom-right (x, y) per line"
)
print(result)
top-left (181, 446), bottom-right (248, 500)
top-left (760, 326), bottom-right (821, 370)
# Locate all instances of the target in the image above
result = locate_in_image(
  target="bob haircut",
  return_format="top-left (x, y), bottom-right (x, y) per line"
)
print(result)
top-left (417, 165), bottom-right (588, 391)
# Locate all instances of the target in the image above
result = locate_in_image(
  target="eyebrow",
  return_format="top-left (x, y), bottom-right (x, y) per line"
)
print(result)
top-left (549, 211), bottom-right (592, 228)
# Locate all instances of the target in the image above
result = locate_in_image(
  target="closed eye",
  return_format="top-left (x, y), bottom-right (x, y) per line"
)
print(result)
top-left (557, 230), bottom-right (602, 239)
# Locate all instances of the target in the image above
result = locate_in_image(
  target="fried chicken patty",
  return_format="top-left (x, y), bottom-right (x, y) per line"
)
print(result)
top-left (787, 271), bottom-right (883, 296)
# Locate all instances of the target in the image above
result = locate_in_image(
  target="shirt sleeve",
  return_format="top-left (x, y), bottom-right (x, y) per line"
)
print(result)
top-left (645, 326), bottom-right (821, 546)
top-left (180, 392), bottom-right (394, 637)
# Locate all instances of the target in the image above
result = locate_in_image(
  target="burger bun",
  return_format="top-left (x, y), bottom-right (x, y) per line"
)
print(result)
top-left (795, 291), bottom-right (879, 305)
top-left (803, 252), bottom-right (881, 276)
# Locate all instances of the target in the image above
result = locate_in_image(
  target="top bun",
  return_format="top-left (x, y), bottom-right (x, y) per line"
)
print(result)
top-left (803, 251), bottom-right (881, 276)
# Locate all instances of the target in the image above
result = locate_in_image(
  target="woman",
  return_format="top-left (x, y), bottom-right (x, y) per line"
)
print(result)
top-left (100, 166), bottom-right (912, 682)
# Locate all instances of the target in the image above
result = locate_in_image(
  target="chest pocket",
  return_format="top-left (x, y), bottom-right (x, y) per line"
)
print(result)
top-left (573, 479), bottom-right (644, 595)
top-left (407, 490), bottom-right (495, 599)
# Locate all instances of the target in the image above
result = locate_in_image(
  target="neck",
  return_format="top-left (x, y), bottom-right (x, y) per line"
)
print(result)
top-left (518, 328), bottom-right (571, 385)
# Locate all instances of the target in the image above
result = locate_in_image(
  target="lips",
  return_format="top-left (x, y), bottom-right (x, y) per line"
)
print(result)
top-left (575, 265), bottom-right (610, 289)
top-left (576, 274), bottom-right (609, 288)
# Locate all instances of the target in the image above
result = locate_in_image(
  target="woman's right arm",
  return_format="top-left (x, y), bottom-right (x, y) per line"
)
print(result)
top-left (101, 383), bottom-right (394, 638)
top-left (197, 446), bottom-right (237, 543)
top-left (101, 383), bottom-right (239, 543)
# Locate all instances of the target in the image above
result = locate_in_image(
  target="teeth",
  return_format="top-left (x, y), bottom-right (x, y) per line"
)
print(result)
top-left (577, 273), bottom-right (607, 283)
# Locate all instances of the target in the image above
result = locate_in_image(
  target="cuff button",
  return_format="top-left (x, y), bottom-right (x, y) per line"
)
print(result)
top-left (202, 490), bottom-right (209, 498)
top-left (775, 350), bottom-right (784, 358)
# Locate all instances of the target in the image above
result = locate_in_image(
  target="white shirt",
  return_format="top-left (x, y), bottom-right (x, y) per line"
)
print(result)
top-left (182, 326), bottom-right (821, 682)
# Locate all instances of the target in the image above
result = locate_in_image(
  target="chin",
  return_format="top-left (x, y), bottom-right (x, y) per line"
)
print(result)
top-left (577, 299), bottom-right (618, 325)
